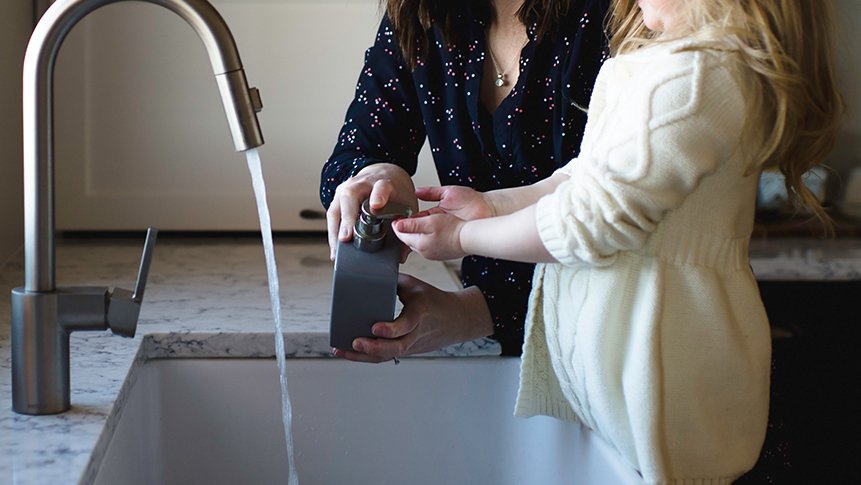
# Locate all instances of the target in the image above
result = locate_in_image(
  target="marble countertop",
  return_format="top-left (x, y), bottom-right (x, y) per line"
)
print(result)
top-left (1, 235), bottom-right (859, 484)
top-left (749, 237), bottom-right (861, 280)
top-left (0, 236), bottom-right (497, 485)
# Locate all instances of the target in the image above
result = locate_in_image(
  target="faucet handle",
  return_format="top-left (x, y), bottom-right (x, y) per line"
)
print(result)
top-left (132, 227), bottom-right (158, 303)
top-left (107, 227), bottom-right (158, 337)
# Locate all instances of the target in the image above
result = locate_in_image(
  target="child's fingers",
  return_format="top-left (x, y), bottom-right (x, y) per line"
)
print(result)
top-left (409, 209), bottom-right (433, 218)
top-left (392, 217), bottom-right (428, 235)
top-left (391, 220), bottom-right (428, 254)
top-left (409, 207), bottom-right (445, 219)
top-left (415, 186), bottom-right (445, 202)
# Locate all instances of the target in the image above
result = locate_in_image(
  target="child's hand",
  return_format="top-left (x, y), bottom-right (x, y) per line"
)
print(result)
top-left (392, 212), bottom-right (467, 261)
top-left (416, 186), bottom-right (494, 221)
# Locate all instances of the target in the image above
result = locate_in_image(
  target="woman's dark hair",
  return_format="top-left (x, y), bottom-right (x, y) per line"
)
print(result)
top-left (384, 0), bottom-right (577, 69)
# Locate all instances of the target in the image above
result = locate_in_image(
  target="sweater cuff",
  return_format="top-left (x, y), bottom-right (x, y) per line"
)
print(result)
top-left (535, 188), bottom-right (579, 267)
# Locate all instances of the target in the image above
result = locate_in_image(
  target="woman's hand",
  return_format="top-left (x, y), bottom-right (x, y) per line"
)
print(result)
top-left (415, 185), bottom-right (495, 221)
top-left (332, 274), bottom-right (493, 363)
top-left (392, 212), bottom-right (467, 261)
top-left (326, 163), bottom-right (418, 260)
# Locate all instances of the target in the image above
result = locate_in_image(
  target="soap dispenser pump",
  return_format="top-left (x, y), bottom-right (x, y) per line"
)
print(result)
top-left (330, 199), bottom-right (413, 350)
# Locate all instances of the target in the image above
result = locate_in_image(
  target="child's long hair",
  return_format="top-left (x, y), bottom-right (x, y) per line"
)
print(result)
top-left (607, 0), bottom-right (845, 226)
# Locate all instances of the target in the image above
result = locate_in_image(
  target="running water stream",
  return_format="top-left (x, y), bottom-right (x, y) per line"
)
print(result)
top-left (245, 148), bottom-right (299, 485)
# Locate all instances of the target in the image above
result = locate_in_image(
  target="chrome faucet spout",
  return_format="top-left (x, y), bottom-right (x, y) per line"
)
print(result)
top-left (24, 0), bottom-right (263, 292)
top-left (13, 0), bottom-right (263, 415)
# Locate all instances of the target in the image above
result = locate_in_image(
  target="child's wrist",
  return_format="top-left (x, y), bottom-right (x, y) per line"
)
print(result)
top-left (458, 220), bottom-right (474, 256)
top-left (483, 193), bottom-right (500, 218)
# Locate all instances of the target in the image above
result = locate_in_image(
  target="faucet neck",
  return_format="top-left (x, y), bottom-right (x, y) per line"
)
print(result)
top-left (22, 0), bottom-right (262, 291)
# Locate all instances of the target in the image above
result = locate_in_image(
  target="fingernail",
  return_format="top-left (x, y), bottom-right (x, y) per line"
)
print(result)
top-left (372, 325), bottom-right (386, 337)
top-left (339, 223), bottom-right (348, 240)
top-left (352, 340), bottom-right (365, 352)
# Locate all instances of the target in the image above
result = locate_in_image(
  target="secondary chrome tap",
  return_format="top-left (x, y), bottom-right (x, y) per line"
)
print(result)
top-left (12, 0), bottom-right (264, 415)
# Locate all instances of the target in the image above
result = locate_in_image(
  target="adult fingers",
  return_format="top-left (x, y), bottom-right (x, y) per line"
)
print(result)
top-left (337, 188), bottom-right (361, 243)
top-left (374, 274), bottom-right (427, 340)
top-left (353, 335), bottom-right (407, 362)
top-left (332, 345), bottom-right (395, 364)
top-left (326, 199), bottom-right (341, 260)
top-left (399, 242), bottom-right (412, 263)
top-left (371, 309), bottom-right (420, 341)
top-left (395, 272), bottom-right (424, 296)
top-left (369, 179), bottom-right (394, 210)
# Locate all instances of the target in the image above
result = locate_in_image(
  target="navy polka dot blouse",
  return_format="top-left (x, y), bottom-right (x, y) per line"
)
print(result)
top-left (321, 1), bottom-right (610, 355)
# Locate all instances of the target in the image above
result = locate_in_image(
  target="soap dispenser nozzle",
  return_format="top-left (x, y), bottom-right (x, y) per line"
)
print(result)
top-left (353, 199), bottom-right (413, 252)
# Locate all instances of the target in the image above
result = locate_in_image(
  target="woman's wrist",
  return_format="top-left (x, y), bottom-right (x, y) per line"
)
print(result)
top-left (454, 285), bottom-right (494, 340)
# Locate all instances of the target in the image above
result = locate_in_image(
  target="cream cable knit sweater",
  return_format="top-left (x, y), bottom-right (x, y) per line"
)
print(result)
top-left (514, 40), bottom-right (771, 484)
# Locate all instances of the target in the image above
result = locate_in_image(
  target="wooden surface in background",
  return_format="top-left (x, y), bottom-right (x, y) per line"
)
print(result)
top-left (753, 210), bottom-right (861, 238)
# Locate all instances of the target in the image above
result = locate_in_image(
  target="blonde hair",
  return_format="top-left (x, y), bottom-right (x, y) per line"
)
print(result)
top-left (607, 0), bottom-right (845, 227)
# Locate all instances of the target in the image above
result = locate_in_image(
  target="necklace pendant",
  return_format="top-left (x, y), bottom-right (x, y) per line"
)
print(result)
top-left (495, 73), bottom-right (506, 88)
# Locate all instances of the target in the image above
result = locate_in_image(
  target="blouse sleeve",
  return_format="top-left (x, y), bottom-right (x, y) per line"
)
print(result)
top-left (319, 16), bottom-right (426, 209)
top-left (537, 51), bottom-right (745, 267)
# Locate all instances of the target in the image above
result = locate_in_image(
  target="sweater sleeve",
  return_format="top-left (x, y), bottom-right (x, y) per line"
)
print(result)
top-left (319, 16), bottom-right (426, 209)
top-left (538, 51), bottom-right (745, 267)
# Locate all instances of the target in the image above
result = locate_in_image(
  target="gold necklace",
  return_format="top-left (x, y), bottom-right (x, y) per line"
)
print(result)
top-left (485, 34), bottom-right (529, 88)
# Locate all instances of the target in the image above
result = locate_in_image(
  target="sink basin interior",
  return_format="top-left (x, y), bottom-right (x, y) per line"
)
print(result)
top-left (94, 357), bottom-right (643, 485)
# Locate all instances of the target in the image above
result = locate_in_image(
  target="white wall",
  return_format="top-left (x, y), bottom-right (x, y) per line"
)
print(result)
top-left (0, 1), bottom-right (31, 268)
top-left (4, 1), bottom-right (860, 240)
top-left (829, 0), bottom-right (861, 204)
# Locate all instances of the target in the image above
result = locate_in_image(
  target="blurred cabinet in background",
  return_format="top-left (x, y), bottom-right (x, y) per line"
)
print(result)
top-left (53, 0), bottom-right (438, 231)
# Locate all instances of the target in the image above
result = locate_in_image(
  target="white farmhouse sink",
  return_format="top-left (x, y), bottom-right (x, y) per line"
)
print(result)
top-left (93, 357), bottom-right (643, 485)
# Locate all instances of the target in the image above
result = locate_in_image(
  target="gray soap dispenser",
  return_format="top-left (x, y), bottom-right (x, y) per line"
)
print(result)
top-left (330, 199), bottom-right (413, 350)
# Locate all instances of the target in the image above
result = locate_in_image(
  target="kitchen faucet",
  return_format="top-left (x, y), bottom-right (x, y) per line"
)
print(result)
top-left (11, 0), bottom-right (264, 415)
